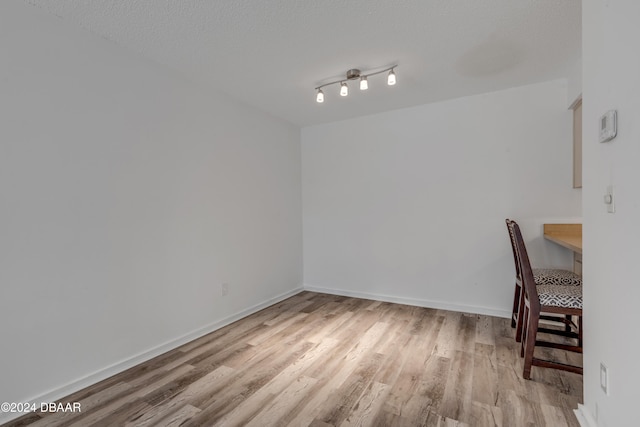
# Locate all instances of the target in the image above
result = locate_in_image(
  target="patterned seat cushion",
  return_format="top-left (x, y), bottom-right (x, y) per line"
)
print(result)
top-left (532, 268), bottom-right (582, 286)
top-left (537, 284), bottom-right (583, 309)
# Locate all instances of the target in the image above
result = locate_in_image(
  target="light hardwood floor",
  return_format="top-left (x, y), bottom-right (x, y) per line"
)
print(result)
top-left (5, 291), bottom-right (582, 426)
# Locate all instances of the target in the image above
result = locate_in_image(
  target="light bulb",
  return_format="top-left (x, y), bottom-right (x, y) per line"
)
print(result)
top-left (387, 69), bottom-right (396, 86)
top-left (340, 82), bottom-right (348, 96)
top-left (316, 89), bottom-right (324, 103)
top-left (360, 76), bottom-right (368, 90)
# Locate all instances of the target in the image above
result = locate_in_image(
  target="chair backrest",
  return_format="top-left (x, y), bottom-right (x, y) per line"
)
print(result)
top-left (510, 220), bottom-right (541, 314)
top-left (505, 219), bottom-right (522, 280)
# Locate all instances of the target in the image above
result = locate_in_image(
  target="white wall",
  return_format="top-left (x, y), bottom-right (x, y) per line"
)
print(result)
top-left (567, 55), bottom-right (583, 106)
top-left (581, 1), bottom-right (640, 425)
top-left (302, 80), bottom-right (581, 316)
top-left (0, 1), bottom-right (302, 421)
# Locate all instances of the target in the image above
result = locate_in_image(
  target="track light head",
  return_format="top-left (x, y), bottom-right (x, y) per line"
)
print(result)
top-left (387, 69), bottom-right (396, 86)
top-left (340, 82), bottom-right (348, 96)
top-left (360, 76), bottom-right (368, 90)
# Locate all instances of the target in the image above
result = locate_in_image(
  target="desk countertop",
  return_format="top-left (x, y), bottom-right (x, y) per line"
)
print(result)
top-left (543, 223), bottom-right (582, 254)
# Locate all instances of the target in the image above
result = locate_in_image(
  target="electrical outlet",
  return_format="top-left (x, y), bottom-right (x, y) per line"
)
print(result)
top-left (221, 283), bottom-right (229, 296)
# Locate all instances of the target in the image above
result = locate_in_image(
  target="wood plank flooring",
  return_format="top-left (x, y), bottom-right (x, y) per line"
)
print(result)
top-left (4, 292), bottom-right (583, 426)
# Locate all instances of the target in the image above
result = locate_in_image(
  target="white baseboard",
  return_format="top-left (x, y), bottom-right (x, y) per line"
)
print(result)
top-left (0, 286), bottom-right (304, 425)
top-left (303, 285), bottom-right (511, 318)
top-left (574, 404), bottom-right (598, 427)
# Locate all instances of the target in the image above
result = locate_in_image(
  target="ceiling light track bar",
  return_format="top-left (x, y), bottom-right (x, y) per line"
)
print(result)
top-left (314, 65), bottom-right (397, 90)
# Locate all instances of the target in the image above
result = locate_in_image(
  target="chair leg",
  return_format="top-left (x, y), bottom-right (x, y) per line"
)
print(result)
top-left (522, 306), bottom-right (539, 380)
top-left (511, 281), bottom-right (521, 328)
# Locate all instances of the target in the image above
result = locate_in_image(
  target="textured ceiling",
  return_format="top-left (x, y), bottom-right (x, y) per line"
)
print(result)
top-left (24, 0), bottom-right (581, 127)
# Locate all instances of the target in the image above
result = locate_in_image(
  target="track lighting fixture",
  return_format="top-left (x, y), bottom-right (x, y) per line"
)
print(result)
top-left (314, 65), bottom-right (397, 103)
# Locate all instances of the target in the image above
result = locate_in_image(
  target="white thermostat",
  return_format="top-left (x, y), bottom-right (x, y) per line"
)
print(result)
top-left (599, 110), bottom-right (617, 143)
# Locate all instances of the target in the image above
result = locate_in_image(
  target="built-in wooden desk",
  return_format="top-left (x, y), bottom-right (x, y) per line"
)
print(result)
top-left (544, 223), bottom-right (582, 275)
top-left (543, 224), bottom-right (582, 254)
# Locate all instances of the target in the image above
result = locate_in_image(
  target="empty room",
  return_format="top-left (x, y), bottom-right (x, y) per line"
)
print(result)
top-left (1, 1), bottom-right (638, 426)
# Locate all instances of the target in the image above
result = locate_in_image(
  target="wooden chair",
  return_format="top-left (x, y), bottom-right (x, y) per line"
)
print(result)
top-left (511, 220), bottom-right (583, 379)
top-left (505, 219), bottom-right (581, 342)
